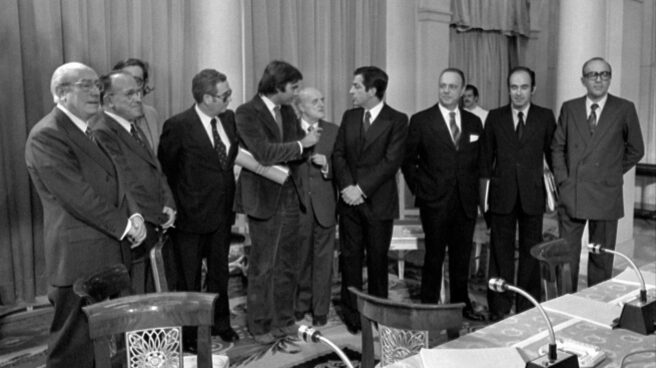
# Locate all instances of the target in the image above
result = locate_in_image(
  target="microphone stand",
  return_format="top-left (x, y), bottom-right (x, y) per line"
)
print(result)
top-left (298, 325), bottom-right (355, 368)
top-left (489, 278), bottom-right (579, 368)
top-left (588, 244), bottom-right (656, 334)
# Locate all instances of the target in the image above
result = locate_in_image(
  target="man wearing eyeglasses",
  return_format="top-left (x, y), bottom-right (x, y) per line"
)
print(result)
top-left (25, 62), bottom-right (146, 368)
top-left (90, 71), bottom-right (176, 294)
top-left (552, 57), bottom-right (644, 290)
top-left (159, 69), bottom-right (240, 347)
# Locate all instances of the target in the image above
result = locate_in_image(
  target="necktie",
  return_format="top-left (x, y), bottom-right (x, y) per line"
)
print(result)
top-left (588, 103), bottom-right (599, 135)
top-left (363, 111), bottom-right (371, 134)
top-left (449, 111), bottom-right (460, 149)
top-left (211, 118), bottom-right (228, 169)
top-left (273, 106), bottom-right (283, 135)
top-left (130, 123), bottom-right (148, 149)
top-left (516, 111), bottom-right (525, 141)
top-left (85, 126), bottom-right (94, 141)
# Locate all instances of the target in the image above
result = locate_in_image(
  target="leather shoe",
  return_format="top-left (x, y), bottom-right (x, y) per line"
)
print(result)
top-left (253, 332), bottom-right (276, 345)
top-left (313, 315), bottom-right (327, 327)
top-left (344, 318), bottom-right (361, 334)
top-left (273, 323), bottom-right (300, 338)
top-left (463, 308), bottom-right (486, 322)
top-left (488, 312), bottom-right (506, 322)
top-left (294, 311), bottom-right (307, 322)
top-left (214, 327), bottom-right (239, 342)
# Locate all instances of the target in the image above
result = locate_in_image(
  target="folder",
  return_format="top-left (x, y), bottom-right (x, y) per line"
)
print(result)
top-left (235, 147), bottom-right (289, 185)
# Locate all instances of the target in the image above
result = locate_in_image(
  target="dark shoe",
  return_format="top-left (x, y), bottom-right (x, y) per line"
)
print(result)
top-left (213, 327), bottom-right (239, 342)
top-left (273, 323), bottom-right (300, 338)
top-left (313, 315), bottom-right (327, 327)
top-left (488, 312), bottom-right (506, 322)
top-left (182, 341), bottom-right (198, 354)
top-left (344, 318), bottom-right (361, 334)
top-left (253, 332), bottom-right (276, 344)
top-left (294, 311), bottom-right (307, 322)
top-left (463, 308), bottom-right (486, 322)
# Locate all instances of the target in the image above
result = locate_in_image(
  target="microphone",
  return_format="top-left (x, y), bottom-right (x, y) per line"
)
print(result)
top-left (587, 244), bottom-right (655, 334)
top-left (298, 325), bottom-right (354, 368)
top-left (488, 278), bottom-right (579, 368)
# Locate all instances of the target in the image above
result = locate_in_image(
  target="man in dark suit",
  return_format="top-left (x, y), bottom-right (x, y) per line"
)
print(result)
top-left (25, 62), bottom-right (146, 368)
top-left (552, 57), bottom-right (644, 289)
top-left (91, 71), bottom-right (176, 294)
top-left (481, 67), bottom-right (557, 320)
top-left (159, 69), bottom-right (240, 343)
top-left (234, 60), bottom-right (321, 344)
top-left (333, 66), bottom-right (408, 333)
top-left (402, 68), bottom-right (484, 321)
top-left (292, 87), bottom-right (339, 327)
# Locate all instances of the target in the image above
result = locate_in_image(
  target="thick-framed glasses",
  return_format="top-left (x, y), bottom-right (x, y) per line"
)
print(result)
top-left (583, 71), bottom-right (611, 81)
top-left (70, 79), bottom-right (102, 92)
top-left (132, 76), bottom-right (154, 95)
top-left (212, 89), bottom-right (232, 102)
top-left (110, 88), bottom-right (143, 100)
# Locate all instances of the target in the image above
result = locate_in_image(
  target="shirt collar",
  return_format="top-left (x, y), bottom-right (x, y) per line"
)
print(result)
top-left (57, 104), bottom-right (89, 133)
top-left (301, 118), bottom-right (319, 132)
top-left (364, 101), bottom-right (384, 122)
top-left (194, 104), bottom-right (216, 127)
top-left (512, 104), bottom-right (531, 121)
top-left (586, 95), bottom-right (607, 113)
top-left (438, 103), bottom-right (460, 122)
top-left (104, 110), bottom-right (133, 132)
top-left (260, 94), bottom-right (278, 113)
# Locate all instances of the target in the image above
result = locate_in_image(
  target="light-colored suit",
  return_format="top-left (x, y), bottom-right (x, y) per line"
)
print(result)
top-left (552, 94), bottom-right (644, 288)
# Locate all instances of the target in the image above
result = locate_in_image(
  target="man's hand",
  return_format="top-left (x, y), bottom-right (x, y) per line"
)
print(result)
top-left (310, 153), bottom-right (327, 167)
top-left (161, 206), bottom-right (176, 229)
top-left (300, 126), bottom-right (322, 148)
top-left (127, 214), bottom-right (147, 247)
top-left (341, 185), bottom-right (364, 206)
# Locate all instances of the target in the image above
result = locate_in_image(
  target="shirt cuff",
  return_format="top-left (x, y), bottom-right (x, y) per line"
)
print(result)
top-left (355, 184), bottom-right (367, 199)
top-left (121, 213), bottom-right (144, 240)
top-left (297, 141), bottom-right (303, 153)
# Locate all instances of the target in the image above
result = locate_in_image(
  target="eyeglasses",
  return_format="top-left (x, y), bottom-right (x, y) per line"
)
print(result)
top-left (70, 79), bottom-right (102, 92)
top-left (112, 88), bottom-right (143, 100)
top-left (212, 89), bottom-right (232, 102)
top-left (583, 71), bottom-right (612, 81)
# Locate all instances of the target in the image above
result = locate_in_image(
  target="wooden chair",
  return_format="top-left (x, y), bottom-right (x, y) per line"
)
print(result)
top-left (349, 286), bottom-right (465, 368)
top-left (530, 238), bottom-right (576, 300)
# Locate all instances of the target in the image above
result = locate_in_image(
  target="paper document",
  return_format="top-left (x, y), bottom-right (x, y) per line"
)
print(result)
top-left (614, 268), bottom-right (656, 288)
top-left (420, 347), bottom-right (525, 368)
top-left (542, 294), bottom-right (621, 329)
top-left (235, 147), bottom-right (289, 185)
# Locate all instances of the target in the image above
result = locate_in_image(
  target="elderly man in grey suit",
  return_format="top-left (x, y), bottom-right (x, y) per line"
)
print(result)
top-left (292, 87), bottom-right (339, 327)
top-left (552, 57), bottom-right (644, 290)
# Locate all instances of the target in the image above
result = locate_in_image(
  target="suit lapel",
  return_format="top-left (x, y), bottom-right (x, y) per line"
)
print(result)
top-left (219, 112), bottom-right (239, 163)
top-left (253, 95), bottom-right (283, 142)
top-left (572, 97), bottom-right (592, 146)
top-left (103, 113), bottom-right (158, 167)
top-left (428, 105), bottom-right (457, 150)
top-left (362, 105), bottom-right (391, 152)
top-left (499, 106), bottom-right (519, 147)
top-left (522, 106), bottom-right (541, 145)
top-left (57, 110), bottom-right (115, 176)
top-left (592, 94), bottom-right (619, 142)
top-left (188, 109), bottom-right (217, 156)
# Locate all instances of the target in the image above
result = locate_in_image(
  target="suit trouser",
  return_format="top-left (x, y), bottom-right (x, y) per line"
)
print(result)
top-left (173, 220), bottom-right (232, 337)
top-left (419, 191), bottom-right (475, 308)
top-left (46, 286), bottom-right (94, 368)
top-left (130, 222), bottom-right (159, 294)
top-left (295, 199), bottom-right (336, 318)
top-left (557, 207), bottom-right (618, 290)
top-left (246, 182), bottom-right (301, 335)
top-left (487, 201), bottom-right (543, 315)
top-left (339, 204), bottom-right (393, 325)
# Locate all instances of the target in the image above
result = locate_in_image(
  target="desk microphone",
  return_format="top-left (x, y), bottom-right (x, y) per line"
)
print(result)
top-left (587, 244), bottom-right (655, 334)
top-left (489, 278), bottom-right (579, 368)
top-left (298, 325), bottom-right (354, 368)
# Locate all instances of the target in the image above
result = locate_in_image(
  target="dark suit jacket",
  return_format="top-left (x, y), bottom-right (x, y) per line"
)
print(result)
top-left (552, 94), bottom-right (644, 220)
top-left (234, 95), bottom-right (307, 219)
top-left (480, 104), bottom-right (556, 215)
top-left (300, 120), bottom-right (338, 227)
top-left (91, 111), bottom-right (175, 225)
top-left (25, 108), bottom-right (133, 286)
top-left (333, 104), bottom-right (408, 220)
top-left (402, 105), bottom-right (483, 219)
top-left (158, 106), bottom-right (239, 233)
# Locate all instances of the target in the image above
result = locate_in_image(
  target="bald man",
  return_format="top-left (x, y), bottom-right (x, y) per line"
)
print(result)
top-left (293, 87), bottom-right (339, 326)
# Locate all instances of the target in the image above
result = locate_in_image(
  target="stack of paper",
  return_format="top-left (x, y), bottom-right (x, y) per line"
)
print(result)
top-left (542, 294), bottom-right (621, 328)
top-left (420, 347), bottom-right (525, 368)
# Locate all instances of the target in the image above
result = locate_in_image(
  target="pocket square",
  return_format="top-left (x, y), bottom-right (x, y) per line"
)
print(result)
top-left (470, 134), bottom-right (479, 142)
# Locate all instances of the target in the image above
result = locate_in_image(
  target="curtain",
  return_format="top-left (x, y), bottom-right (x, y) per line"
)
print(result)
top-left (242, 0), bottom-right (386, 124)
top-left (451, 0), bottom-right (531, 36)
top-left (0, 0), bottom-right (195, 305)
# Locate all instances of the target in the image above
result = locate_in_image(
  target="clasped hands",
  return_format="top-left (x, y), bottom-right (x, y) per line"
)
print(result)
top-left (127, 214), bottom-right (147, 247)
top-left (341, 185), bottom-right (364, 206)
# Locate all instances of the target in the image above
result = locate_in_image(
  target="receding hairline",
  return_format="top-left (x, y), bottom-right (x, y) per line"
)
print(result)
top-left (50, 62), bottom-right (95, 101)
top-left (294, 87), bottom-right (322, 107)
top-left (582, 57), bottom-right (612, 75)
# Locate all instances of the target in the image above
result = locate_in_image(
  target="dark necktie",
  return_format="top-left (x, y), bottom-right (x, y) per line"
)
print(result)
top-left (85, 126), bottom-right (94, 141)
top-left (211, 118), bottom-right (228, 169)
top-left (449, 111), bottom-right (460, 149)
top-left (363, 111), bottom-right (372, 134)
top-left (588, 103), bottom-right (599, 135)
top-left (130, 123), bottom-right (148, 149)
top-left (516, 111), bottom-right (525, 141)
top-left (273, 106), bottom-right (283, 136)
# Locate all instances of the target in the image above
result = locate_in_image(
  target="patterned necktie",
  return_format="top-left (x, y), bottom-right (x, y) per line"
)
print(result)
top-left (85, 125), bottom-right (94, 141)
top-left (211, 118), bottom-right (228, 169)
top-left (516, 111), bottom-right (525, 141)
top-left (449, 111), bottom-right (460, 149)
top-left (363, 111), bottom-right (372, 134)
top-left (588, 103), bottom-right (599, 135)
top-left (273, 106), bottom-right (283, 135)
top-left (130, 123), bottom-right (148, 149)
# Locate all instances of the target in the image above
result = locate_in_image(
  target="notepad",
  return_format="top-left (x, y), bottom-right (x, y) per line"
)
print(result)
top-left (542, 294), bottom-right (621, 329)
top-left (419, 347), bottom-right (525, 368)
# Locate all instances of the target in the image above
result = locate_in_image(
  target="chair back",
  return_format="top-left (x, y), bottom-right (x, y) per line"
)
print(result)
top-left (348, 287), bottom-right (464, 368)
top-left (530, 238), bottom-right (575, 300)
top-left (82, 291), bottom-right (218, 368)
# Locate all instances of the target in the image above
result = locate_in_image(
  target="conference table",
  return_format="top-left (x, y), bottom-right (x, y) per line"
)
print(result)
top-left (388, 263), bottom-right (656, 367)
